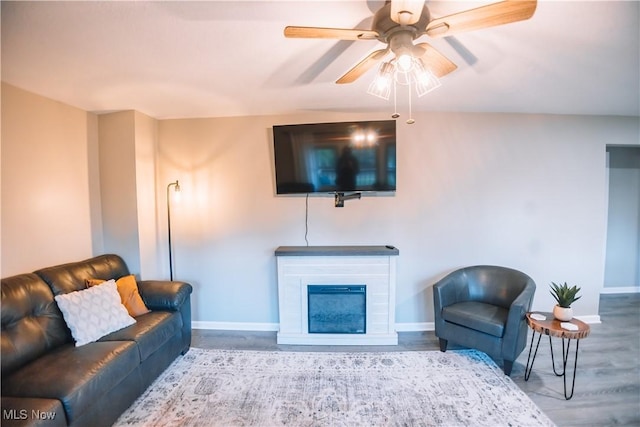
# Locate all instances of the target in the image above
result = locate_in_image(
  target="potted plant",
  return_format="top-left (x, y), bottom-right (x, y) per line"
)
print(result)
top-left (550, 282), bottom-right (581, 321)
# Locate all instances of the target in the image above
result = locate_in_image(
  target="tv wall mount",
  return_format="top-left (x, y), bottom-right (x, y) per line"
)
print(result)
top-left (334, 192), bottom-right (361, 208)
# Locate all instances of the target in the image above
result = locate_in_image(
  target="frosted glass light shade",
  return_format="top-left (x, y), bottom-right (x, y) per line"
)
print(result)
top-left (412, 59), bottom-right (441, 97)
top-left (367, 62), bottom-right (394, 100)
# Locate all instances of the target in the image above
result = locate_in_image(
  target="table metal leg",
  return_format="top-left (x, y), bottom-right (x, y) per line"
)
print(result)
top-left (549, 336), bottom-right (581, 400)
top-left (549, 336), bottom-right (565, 376)
top-left (524, 330), bottom-right (542, 381)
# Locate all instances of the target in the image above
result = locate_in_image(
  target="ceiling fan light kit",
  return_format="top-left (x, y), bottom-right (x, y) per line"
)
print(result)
top-left (367, 57), bottom-right (441, 124)
top-left (285, 0), bottom-right (537, 123)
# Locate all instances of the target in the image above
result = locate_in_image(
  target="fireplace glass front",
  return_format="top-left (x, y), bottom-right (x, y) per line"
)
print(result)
top-left (307, 285), bottom-right (366, 334)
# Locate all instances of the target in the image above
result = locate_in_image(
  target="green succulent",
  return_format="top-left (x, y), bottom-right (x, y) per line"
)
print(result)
top-left (550, 282), bottom-right (581, 308)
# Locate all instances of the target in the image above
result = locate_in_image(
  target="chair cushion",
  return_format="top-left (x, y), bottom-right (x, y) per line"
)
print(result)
top-left (441, 301), bottom-right (508, 338)
top-left (98, 311), bottom-right (182, 361)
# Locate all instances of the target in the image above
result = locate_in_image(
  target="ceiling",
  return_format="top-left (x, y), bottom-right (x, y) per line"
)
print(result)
top-left (2, 1), bottom-right (639, 120)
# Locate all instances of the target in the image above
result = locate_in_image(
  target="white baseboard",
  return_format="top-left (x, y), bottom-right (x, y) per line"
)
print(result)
top-left (193, 321), bottom-right (436, 332)
top-left (600, 286), bottom-right (640, 294)
top-left (574, 315), bottom-right (601, 324)
top-left (192, 317), bottom-right (602, 332)
top-left (192, 321), bottom-right (279, 331)
top-left (395, 322), bottom-right (434, 332)
top-left (191, 320), bottom-right (602, 332)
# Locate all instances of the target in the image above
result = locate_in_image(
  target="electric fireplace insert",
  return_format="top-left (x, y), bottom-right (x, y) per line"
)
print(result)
top-left (307, 285), bottom-right (366, 334)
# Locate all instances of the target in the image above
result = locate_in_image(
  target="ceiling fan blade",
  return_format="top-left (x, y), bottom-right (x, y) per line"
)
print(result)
top-left (336, 49), bottom-right (389, 84)
top-left (413, 43), bottom-right (457, 78)
top-left (443, 36), bottom-right (478, 66)
top-left (284, 26), bottom-right (379, 41)
top-left (426, 0), bottom-right (537, 38)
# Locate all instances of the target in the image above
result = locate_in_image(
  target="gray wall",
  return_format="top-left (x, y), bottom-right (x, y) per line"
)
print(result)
top-left (4, 84), bottom-right (640, 328)
top-left (158, 113), bottom-right (636, 326)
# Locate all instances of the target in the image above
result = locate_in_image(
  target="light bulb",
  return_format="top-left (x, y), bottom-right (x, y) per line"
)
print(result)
top-left (411, 59), bottom-right (441, 97)
top-left (397, 54), bottom-right (413, 72)
top-left (367, 62), bottom-right (394, 100)
top-left (375, 78), bottom-right (390, 91)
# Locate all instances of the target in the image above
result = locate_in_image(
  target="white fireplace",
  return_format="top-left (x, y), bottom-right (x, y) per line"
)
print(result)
top-left (275, 246), bottom-right (399, 345)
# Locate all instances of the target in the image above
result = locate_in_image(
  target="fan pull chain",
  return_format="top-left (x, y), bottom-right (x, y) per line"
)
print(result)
top-left (391, 80), bottom-right (399, 119)
top-left (406, 84), bottom-right (415, 124)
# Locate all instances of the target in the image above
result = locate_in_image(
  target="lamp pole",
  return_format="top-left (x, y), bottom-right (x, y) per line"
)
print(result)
top-left (167, 180), bottom-right (180, 280)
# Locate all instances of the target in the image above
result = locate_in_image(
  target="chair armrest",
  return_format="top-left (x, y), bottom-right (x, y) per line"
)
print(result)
top-left (433, 271), bottom-right (467, 309)
top-left (502, 280), bottom-right (536, 358)
top-left (507, 280), bottom-right (536, 322)
top-left (433, 271), bottom-right (468, 335)
top-left (138, 280), bottom-right (192, 312)
top-left (516, 280), bottom-right (536, 306)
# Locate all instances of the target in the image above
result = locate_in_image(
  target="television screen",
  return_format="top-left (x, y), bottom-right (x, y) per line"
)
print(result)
top-left (273, 120), bottom-right (396, 194)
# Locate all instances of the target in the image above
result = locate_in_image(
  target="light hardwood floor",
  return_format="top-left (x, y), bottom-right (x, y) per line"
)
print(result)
top-left (191, 294), bottom-right (640, 427)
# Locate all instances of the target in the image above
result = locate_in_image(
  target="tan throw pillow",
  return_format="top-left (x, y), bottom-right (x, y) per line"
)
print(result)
top-left (86, 275), bottom-right (150, 317)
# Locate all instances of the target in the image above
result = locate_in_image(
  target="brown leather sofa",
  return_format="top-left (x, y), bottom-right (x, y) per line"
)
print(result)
top-left (1, 254), bottom-right (193, 427)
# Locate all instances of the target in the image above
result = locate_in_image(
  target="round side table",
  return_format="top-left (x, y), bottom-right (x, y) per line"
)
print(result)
top-left (524, 312), bottom-right (590, 400)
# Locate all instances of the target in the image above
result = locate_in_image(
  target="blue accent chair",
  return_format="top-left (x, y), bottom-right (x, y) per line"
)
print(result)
top-left (433, 265), bottom-right (536, 376)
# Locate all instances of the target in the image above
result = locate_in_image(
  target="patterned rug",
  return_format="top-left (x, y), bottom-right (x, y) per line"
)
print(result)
top-left (114, 348), bottom-right (555, 427)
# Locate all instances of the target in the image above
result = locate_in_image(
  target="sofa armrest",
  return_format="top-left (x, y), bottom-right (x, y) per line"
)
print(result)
top-left (1, 396), bottom-right (67, 427)
top-left (137, 281), bottom-right (192, 312)
top-left (139, 280), bottom-right (193, 354)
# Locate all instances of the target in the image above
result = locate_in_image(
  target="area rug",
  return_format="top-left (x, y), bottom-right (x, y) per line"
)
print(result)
top-left (114, 348), bottom-right (555, 427)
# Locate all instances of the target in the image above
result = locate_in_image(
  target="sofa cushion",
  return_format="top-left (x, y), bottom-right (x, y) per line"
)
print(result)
top-left (86, 275), bottom-right (150, 317)
top-left (1, 274), bottom-right (71, 376)
top-left (442, 301), bottom-right (508, 337)
top-left (99, 311), bottom-right (182, 361)
top-left (35, 254), bottom-right (130, 296)
top-left (1, 341), bottom-right (140, 425)
top-left (54, 280), bottom-right (136, 347)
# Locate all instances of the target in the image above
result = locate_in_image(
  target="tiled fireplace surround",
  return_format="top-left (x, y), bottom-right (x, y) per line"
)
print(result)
top-left (275, 246), bottom-right (399, 345)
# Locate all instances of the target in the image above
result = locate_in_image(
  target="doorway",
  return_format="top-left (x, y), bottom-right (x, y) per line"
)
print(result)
top-left (604, 146), bottom-right (640, 291)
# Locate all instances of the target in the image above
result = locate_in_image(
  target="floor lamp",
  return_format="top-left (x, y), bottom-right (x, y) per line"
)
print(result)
top-left (167, 180), bottom-right (180, 280)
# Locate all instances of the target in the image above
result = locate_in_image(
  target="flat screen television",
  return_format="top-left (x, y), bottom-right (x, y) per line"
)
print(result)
top-left (273, 120), bottom-right (396, 195)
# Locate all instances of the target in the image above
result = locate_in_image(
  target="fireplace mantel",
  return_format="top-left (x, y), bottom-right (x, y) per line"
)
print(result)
top-left (275, 245), bottom-right (399, 345)
top-left (275, 245), bottom-right (400, 257)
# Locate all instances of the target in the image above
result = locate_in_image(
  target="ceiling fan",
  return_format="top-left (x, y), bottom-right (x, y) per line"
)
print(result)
top-left (284, 0), bottom-right (537, 85)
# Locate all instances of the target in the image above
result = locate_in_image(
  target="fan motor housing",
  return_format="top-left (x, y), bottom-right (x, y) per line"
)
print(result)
top-left (372, 1), bottom-right (431, 42)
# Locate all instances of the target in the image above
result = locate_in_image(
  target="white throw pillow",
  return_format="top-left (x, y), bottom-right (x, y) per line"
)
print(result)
top-left (54, 279), bottom-right (136, 346)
